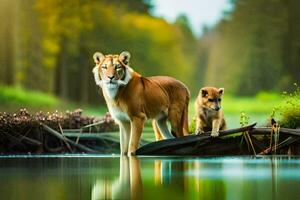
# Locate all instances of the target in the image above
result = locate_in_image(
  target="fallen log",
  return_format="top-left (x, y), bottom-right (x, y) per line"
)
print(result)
top-left (250, 127), bottom-right (300, 136)
top-left (135, 123), bottom-right (257, 155)
top-left (135, 123), bottom-right (300, 156)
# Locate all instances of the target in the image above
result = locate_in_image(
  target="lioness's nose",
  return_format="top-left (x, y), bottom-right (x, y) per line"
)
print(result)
top-left (108, 75), bottom-right (115, 80)
top-left (215, 106), bottom-right (220, 111)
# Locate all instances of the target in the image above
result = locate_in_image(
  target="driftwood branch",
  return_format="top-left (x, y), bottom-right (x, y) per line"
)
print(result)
top-left (58, 123), bottom-right (73, 153)
top-left (259, 136), bottom-right (300, 155)
top-left (250, 127), bottom-right (300, 136)
top-left (42, 124), bottom-right (99, 153)
top-left (19, 135), bottom-right (43, 146)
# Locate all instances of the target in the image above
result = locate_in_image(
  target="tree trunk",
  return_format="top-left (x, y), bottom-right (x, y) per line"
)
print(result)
top-left (1, 0), bottom-right (18, 85)
top-left (54, 38), bottom-right (68, 99)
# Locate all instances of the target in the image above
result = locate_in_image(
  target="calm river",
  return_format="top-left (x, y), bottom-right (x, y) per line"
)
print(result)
top-left (0, 155), bottom-right (299, 200)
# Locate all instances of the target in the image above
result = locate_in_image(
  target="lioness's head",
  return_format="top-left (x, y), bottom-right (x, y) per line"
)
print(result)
top-left (92, 51), bottom-right (133, 98)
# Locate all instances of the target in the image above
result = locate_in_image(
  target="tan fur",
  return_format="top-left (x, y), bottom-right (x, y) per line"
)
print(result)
top-left (195, 87), bottom-right (226, 137)
top-left (93, 51), bottom-right (190, 155)
top-left (92, 156), bottom-right (142, 199)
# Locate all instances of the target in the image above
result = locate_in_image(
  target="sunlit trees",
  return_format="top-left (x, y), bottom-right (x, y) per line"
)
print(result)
top-left (0, 0), bottom-right (198, 105)
top-left (2, 0), bottom-right (298, 101)
top-left (200, 0), bottom-right (300, 95)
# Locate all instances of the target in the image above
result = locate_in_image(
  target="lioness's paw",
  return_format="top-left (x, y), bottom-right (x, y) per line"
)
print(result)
top-left (127, 151), bottom-right (136, 156)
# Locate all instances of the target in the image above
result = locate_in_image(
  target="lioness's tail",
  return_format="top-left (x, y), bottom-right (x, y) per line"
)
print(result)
top-left (182, 92), bottom-right (190, 136)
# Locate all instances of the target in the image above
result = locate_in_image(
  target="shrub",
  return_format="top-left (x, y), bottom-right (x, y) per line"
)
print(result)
top-left (278, 84), bottom-right (300, 128)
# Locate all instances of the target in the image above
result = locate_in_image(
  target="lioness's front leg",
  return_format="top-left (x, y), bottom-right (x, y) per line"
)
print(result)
top-left (129, 156), bottom-right (143, 200)
top-left (211, 119), bottom-right (221, 137)
top-left (119, 121), bottom-right (131, 155)
top-left (128, 117), bottom-right (145, 156)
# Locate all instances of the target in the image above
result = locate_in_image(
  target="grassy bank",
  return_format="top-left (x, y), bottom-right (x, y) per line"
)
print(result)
top-left (188, 91), bottom-right (283, 117)
top-left (0, 86), bottom-right (107, 116)
top-left (188, 91), bottom-right (284, 129)
top-left (0, 86), bottom-right (285, 127)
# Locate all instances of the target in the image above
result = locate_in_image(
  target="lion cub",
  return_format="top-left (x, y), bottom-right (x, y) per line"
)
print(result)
top-left (195, 87), bottom-right (226, 137)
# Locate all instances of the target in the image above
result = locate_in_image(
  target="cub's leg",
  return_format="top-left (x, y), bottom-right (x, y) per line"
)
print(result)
top-left (195, 116), bottom-right (204, 135)
top-left (119, 121), bottom-right (131, 155)
top-left (128, 116), bottom-right (145, 155)
top-left (220, 119), bottom-right (227, 131)
top-left (155, 113), bottom-right (174, 139)
top-left (211, 119), bottom-right (222, 137)
top-left (152, 120), bottom-right (164, 141)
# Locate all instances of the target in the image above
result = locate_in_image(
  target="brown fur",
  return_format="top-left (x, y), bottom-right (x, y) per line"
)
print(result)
top-left (93, 51), bottom-right (189, 155)
top-left (195, 87), bottom-right (226, 137)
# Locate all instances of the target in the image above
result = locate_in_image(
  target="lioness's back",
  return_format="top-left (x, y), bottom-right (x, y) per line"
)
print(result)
top-left (146, 76), bottom-right (190, 96)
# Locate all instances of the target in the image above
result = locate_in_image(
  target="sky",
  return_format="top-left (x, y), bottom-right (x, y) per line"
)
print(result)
top-left (151, 0), bottom-right (232, 36)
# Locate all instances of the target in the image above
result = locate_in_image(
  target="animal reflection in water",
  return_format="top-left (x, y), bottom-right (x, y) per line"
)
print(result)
top-left (154, 160), bottom-right (188, 188)
top-left (92, 156), bottom-right (143, 200)
top-left (154, 160), bottom-right (232, 199)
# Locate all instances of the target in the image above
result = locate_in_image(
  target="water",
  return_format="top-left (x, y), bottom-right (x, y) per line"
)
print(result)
top-left (0, 155), bottom-right (300, 200)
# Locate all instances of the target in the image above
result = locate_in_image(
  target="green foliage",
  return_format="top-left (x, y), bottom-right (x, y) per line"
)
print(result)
top-left (240, 112), bottom-right (250, 126)
top-left (278, 84), bottom-right (300, 128)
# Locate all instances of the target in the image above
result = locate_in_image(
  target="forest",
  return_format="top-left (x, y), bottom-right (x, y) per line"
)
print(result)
top-left (0, 0), bottom-right (299, 107)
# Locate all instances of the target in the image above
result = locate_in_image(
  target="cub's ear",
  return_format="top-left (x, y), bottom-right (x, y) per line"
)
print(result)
top-left (119, 51), bottom-right (131, 65)
top-left (200, 88), bottom-right (208, 97)
top-left (218, 88), bottom-right (224, 95)
top-left (93, 52), bottom-right (105, 64)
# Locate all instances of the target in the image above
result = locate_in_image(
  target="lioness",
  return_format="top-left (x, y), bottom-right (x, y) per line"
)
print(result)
top-left (92, 51), bottom-right (190, 155)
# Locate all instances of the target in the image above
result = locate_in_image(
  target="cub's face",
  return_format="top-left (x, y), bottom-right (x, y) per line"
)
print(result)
top-left (93, 51), bottom-right (131, 89)
top-left (199, 87), bottom-right (224, 111)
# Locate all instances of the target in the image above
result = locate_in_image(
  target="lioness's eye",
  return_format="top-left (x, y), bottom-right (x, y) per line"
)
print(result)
top-left (102, 64), bottom-right (107, 69)
top-left (114, 64), bottom-right (121, 69)
top-left (208, 98), bottom-right (214, 102)
top-left (218, 98), bottom-right (221, 102)
top-left (116, 68), bottom-right (124, 77)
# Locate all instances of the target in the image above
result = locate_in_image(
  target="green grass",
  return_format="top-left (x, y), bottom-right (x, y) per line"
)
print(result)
top-left (188, 92), bottom-right (283, 120)
top-left (0, 86), bottom-right (287, 128)
top-left (0, 85), bottom-right (59, 107)
top-left (188, 92), bottom-right (284, 131)
top-left (0, 85), bottom-right (107, 116)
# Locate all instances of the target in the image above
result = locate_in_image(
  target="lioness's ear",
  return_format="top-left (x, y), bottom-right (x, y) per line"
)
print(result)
top-left (200, 88), bottom-right (208, 97)
top-left (218, 88), bottom-right (224, 95)
top-left (119, 51), bottom-right (131, 65)
top-left (93, 52), bottom-right (105, 64)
